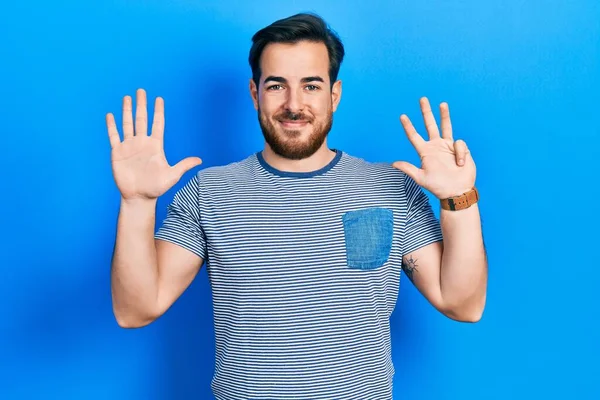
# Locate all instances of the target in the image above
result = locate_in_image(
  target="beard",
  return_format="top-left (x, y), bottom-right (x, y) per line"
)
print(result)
top-left (258, 106), bottom-right (333, 160)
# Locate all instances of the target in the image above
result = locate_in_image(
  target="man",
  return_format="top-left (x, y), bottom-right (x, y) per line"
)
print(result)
top-left (107, 12), bottom-right (487, 400)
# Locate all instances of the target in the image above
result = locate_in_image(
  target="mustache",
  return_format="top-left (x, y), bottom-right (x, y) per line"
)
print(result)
top-left (275, 110), bottom-right (312, 122)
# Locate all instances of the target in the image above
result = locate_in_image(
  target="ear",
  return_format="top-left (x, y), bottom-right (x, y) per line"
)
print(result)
top-left (331, 80), bottom-right (342, 112)
top-left (249, 78), bottom-right (259, 110)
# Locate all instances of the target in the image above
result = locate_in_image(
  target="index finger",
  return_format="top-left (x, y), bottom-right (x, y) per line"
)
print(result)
top-left (151, 96), bottom-right (165, 142)
top-left (400, 114), bottom-right (426, 152)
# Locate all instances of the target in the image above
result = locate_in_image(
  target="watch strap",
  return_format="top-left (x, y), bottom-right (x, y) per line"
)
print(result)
top-left (440, 187), bottom-right (479, 211)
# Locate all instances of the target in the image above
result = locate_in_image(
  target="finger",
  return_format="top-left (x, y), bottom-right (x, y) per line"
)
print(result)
top-left (106, 113), bottom-right (121, 148)
top-left (420, 97), bottom-right (440, 140)
top-left (151, 96), bottom-right (165, 142)
top-left (135, 88), bottom-right (148, 136)
top-left (400, 114), bottom-right (426, 152)
top-left (392, 161), bottom-right (424, 185)
top-left (122, 95), bottom-right (134, 139)
top-left (454, 139), bottom-right (469, 166)
top-left (171, 156), bottom-right (203, 180)
top-left (440, 102), bottom-right (453, 140)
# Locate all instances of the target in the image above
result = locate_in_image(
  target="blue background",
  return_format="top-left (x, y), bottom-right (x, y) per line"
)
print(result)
top-left (1, 0), bottom-right (598, 399)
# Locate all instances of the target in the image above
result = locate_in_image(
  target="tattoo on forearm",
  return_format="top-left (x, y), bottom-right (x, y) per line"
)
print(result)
top-left (402, 255), bottom-right (418, 282)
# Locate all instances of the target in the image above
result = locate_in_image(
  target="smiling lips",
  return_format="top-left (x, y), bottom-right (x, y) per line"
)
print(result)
top-left (279, 119), bottom-right (310, 128)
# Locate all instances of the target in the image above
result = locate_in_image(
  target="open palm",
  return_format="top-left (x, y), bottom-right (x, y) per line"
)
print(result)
top-left (106, 89), bottom-right (202, 201)
top-left (392, 97), bottom-right (476, 199)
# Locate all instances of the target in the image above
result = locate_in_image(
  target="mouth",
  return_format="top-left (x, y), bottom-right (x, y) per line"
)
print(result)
top-left (278, 119), bottom-right (310, 128)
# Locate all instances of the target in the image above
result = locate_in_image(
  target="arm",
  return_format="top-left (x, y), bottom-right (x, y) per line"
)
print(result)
top-left (401, 203), bottom-right (487, 322)
top-left (111, 198), bottom-right (204, 328)
top-left (106, 88), bottom-right (204, 328)
top-left (393, 97), bottom-right (487, 322)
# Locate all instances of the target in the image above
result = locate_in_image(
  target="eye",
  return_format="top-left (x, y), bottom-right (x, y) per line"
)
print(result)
top-left (305, 85), bottom-right (320, 91)
top-left (267, 84), bottom-right (283, 91)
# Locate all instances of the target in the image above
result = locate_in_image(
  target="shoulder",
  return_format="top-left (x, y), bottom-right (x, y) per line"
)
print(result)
top-left (338, 151), bottom-right (409, 188)
top-left (197, 153), bottom-right (258, 186)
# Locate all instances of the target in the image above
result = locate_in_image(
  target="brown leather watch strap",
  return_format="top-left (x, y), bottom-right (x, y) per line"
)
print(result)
top-left (440, 187), bottom-right (479, 211)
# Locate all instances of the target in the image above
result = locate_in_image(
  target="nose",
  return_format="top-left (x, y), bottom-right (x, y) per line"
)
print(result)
top-left (284, 87), bottom-right (303, 113)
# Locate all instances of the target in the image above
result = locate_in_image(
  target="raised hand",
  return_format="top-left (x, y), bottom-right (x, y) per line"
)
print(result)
top-left (106, 89), bottom-right (202, 201)
top-left (392, 97), bottom-right (476, 199)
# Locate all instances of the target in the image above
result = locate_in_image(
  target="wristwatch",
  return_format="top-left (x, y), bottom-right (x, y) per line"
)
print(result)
top-left (440, 187), bottom-right (479, 211)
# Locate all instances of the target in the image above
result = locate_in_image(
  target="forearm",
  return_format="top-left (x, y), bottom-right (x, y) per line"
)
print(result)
top-left (439, 203), bottom-right (487, 320)
top-left (111, 198), bottom-right (160, 327)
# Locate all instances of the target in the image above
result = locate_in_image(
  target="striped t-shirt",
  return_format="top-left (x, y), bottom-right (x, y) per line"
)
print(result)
top-left (155, 149), bottom-right (443, 399)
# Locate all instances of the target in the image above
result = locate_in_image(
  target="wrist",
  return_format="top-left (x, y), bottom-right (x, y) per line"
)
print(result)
top-left (120, 196), bottom-right (158, 209)
top-left (439, 187), bottom-right (479, 211)
top-left (438, 187), bottom-right (474, 199)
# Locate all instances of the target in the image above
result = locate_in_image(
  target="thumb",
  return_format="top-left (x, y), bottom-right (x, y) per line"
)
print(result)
top-left (392, 161), bottom-right (423, 184)
top-left (172, 156), bottom-right (203, 179)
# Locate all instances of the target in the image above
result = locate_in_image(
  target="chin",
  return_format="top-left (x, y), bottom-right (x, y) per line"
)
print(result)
top-left (258, 111), bottom-right (331, 160)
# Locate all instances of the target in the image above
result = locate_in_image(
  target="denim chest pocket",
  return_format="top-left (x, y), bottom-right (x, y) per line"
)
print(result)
top-left (342, 207), bottom-right (394, 270)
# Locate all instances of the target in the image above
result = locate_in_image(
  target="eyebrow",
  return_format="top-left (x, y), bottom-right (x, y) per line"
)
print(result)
top-left (263, 76), bottom-right (325, 85)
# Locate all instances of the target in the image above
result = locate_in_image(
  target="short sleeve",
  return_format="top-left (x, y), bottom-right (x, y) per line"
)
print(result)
top-left (154, 173), bottom-right (207, 260)
top-left (401, 174), bottom-right (444, 255)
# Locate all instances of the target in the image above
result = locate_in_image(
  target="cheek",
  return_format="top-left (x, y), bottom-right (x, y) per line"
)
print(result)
top-left (310, 97), bottom-right (332, 117)
top-left (259, 96), bottom-right (283, 117)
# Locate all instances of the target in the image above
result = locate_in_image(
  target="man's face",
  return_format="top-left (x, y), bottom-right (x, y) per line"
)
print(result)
top-left (250, 40), bottom-right (342, 160)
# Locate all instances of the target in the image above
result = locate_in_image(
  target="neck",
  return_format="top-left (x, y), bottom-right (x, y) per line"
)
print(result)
top-left (261, 142), bottom-right (336, 173)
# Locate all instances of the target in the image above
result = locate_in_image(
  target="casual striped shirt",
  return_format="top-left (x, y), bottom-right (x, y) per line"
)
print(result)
top-left (155, 149), bottom-right (443, 399)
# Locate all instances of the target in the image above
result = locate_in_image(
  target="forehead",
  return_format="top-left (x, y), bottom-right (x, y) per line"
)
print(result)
top-left (260, 41), bottom-right (330, 82)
